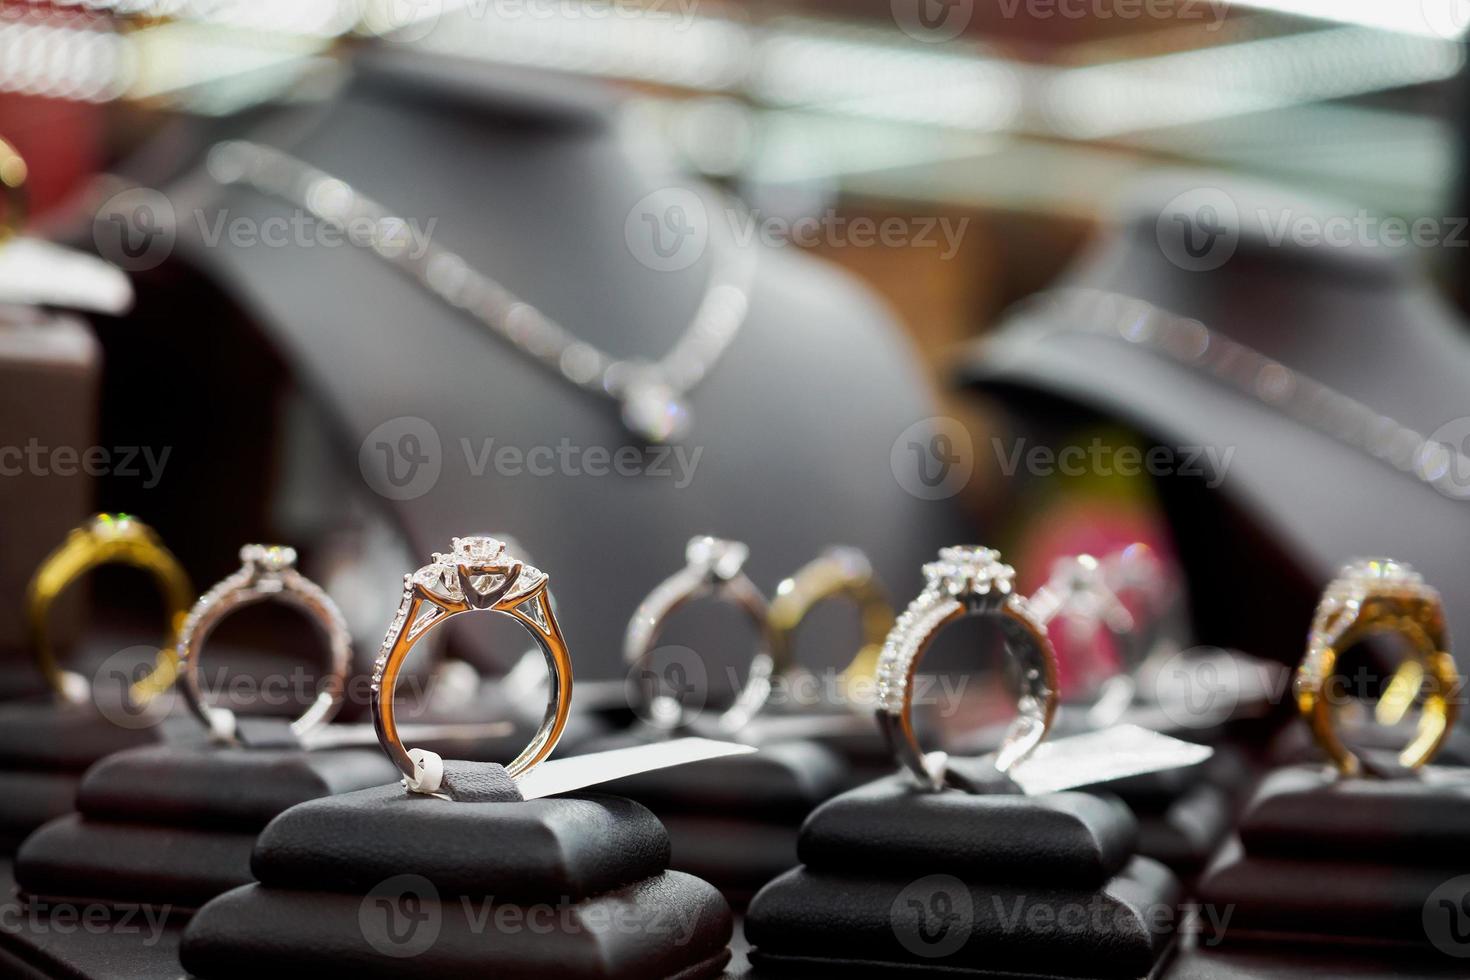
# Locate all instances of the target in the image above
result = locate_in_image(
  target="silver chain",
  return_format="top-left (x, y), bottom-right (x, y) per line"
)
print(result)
top-left (1014, 288), bottom-right (1470, 499)
top-left (204, 139), bottom-right (756, 443)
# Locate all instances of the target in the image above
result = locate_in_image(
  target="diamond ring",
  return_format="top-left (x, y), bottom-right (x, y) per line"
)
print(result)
top-left (373, 536), bottom-right (571, 792)
top-left (25, 513), bottom-right (194, 705)
top-left (876, 546), bottom-right (1058, 791)
top-left (624, 535), bottom-right (776, 733)
top-left (178, 544), bottom-right (351, 743)
top-left (1296, 558), bottom-right (1460, 776)
top-left (1028, 553), bottom-right (1137, 716)
top-left (769, 546), bottom-right (894, 693)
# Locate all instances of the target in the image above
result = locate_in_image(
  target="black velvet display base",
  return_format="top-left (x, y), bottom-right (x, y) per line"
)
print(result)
top-left (180, 767), bottom-right (734, 979)
top-left (1162, 942), bottom-right (1470, 979)
top-left (746, 776), bottom-right (1182, 978)
top-left (14, 741), bottom-right (398, 912)
top-left (582, 733), bottom-right (850, 906)
top-left (1196, 764), bottom-right (1470, 952)
top-left (0, 700), bottom-right (185, 853)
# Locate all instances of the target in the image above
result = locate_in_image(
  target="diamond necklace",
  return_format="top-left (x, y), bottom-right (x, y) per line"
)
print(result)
top-left (205, 139), bottom-right (756, 443)
top-left (1010, 288), bottom-right (1470, 499)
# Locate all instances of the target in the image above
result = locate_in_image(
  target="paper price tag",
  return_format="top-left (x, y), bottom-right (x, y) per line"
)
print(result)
top-left (1005, 724), bottom-right (1213, 796)
top-left (516, 737), bottom-right (756, 800)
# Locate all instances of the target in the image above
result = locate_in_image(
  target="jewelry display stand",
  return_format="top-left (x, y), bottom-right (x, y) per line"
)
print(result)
top-left (13, 722), bottom-right (395, 911)
top-left (745, 761), bottom-right (1182, 978)
top-left (1196, 764), bottom-right (1470, 946)
top-left (961, 171), bottom-right (1470, 662)
top-left (146, 47), bottom-right (968, 680)
top-left (179, 761), bottom-right (735, 979)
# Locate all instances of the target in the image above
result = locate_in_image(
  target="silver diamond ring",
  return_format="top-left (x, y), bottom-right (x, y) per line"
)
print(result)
top-left (624, 535), bottom-right (778, 734)
top-left (178, 544), bottom-right (351, 744)
top-left (876, 546), bottom-right (1058, 790)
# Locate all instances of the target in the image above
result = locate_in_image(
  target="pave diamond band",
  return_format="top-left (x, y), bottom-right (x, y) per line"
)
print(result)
top-left (624, 536), bottom-right (777, 733)
top-left (876, 546), bottom-right (1058, 791)
top-left (1295, 557), bottom-right (1460, 775)
top-left (373, 536), bottom-right (571, 792)
top-left (178, 544), bottom-right (350, 743)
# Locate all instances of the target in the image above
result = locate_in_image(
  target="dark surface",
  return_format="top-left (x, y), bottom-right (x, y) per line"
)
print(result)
top-left (797, 776), bottom-right (1139, 887)
top-left (746, 857), bottom-right (1180, 978)
top-left (75, 743), bottom-right (397, 830)
top-left (252, 783), bottom-right (671, 902)
top-left (181, 872), bottom-right (733, 979)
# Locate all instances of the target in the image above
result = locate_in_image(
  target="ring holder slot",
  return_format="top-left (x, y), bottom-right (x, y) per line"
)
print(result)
top-left (745, 774), bottom-right (1183, 978)
top-left (179, 762), bottom-right (735, 979)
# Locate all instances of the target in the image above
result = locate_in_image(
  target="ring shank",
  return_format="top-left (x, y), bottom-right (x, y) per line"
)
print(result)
top-left (376, 585), bottom-right (571, 785)
top-left (769, 551), bottom-right (894, 687)
top-left (25, 528), bottom-right (193, 702)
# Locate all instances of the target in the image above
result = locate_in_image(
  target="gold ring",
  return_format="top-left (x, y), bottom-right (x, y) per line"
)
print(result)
top-left (1295, 558), bottom-right (1459, 776)
top-left (0, 136), bottom-right (27, 246)
top-left (25, 513), bottom-right (193, 704)
top-left (372, 535), bottom-right (571, 793)
top-left (769, 546), bottom-right (894, 690)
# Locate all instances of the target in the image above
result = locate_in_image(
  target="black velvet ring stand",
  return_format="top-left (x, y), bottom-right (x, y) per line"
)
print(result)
top-left (1196, 763), bottom-right (1470, 949)
top-left (13, 720), bottom-right (397, 913)
top-left (180, 761), bottom-right (735, 979)
top-left (745, 768), bottom-right (1183, 978)
top-left (580, 725), bottom-right (851, 908)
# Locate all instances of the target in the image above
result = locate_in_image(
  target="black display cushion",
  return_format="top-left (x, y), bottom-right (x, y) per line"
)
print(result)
top-left (590, 738), bottom-right (850, 820)
top-left (75, 743), bottom-right (399, 830)
top-left (1163, 941), bottom-right (1470, 979)
top-left (746, 857), bottom-right (1180, 979)
top-left (181, 872), bottom-right (733, 980)
top-left (1234, 764), bottom-right (1470, 864)
top-left (252, 782), bottom-right (671, 903)
top-left (0, 700), bottom-right (163, 771)
top-left (1196, 838), bottom-right (1468, 945)
top-left (0, 769), bottom-right (82, 842)
top-left (15, 814), bottom-right (256, 909)
top-left (797, 775), bottom-right (1138, 888)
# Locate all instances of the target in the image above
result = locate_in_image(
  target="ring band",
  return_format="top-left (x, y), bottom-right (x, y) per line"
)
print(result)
top-left (876, 546), bottom-right (1058, 790)
top-left (1296, 558), bottom-right (1459, 776)
top-left (769, 546), bottom-right (894, 689)
top-left (625, 535), bottom-right (775, 733)
top-left (178, 544), bottom-right (350, 743)
top-left (373, 536), bottom-right (571, 793)
top-left (0, 136), bottom-right (27, 246)
top-left (25, 513), bottom-right (192, 704)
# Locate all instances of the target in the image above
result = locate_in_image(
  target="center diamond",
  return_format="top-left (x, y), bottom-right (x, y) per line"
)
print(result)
top-left (923, 545), bottom-right (1016, 599)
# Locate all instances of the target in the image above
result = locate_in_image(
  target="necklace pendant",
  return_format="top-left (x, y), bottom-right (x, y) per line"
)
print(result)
top-left (620, 380), bottom-right (691, 444)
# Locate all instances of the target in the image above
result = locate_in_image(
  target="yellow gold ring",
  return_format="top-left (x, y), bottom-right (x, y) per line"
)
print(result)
top-left (769, 546), bottom-right (894, 691)
top-left (25, 513), bottom-right (193, 704)
top-left (372, 536), bottom-right (571, 794)
top-left (1295, 558), bottom-right (1459, 776)
top-left (0, 136), bottom-right (27, 246)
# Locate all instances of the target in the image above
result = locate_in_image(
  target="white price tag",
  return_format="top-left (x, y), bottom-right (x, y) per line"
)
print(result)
top-left (516, 737), bottom-right (756, 800)
top-left (1005, 724), bottom-right (1213, 796)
